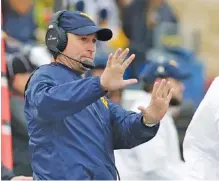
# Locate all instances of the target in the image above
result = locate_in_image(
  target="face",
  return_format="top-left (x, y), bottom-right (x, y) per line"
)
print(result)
top-left (9, 0), bottom-right (33, 14)
top-left (167, 77), bottom-right (184, 105)
top-left (58, 33), bottom-right (97, 74)
top-left (155, 77), bottom-right (184, 106)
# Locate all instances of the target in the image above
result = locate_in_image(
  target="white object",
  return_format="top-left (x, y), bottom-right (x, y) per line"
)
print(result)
top-left (115, 91), bottom-right (185, 179)
top-left (183, 77), bottom-right (219, 179)
top-left (29, 46), bottom-right (51, 66)
top-left (122, 89), bottom-right (146, 110)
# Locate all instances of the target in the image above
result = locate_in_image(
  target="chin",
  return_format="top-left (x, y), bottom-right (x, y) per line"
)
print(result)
top-left (79, 64), bottom-right (88, 73)
top-left (69, 65), bottom-right (85, 75)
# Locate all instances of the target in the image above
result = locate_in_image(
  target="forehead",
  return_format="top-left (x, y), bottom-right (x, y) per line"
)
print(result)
top-left (167, 77), bottom-right (181, 83)
top-left (68, 33), bottom-right (97, 39)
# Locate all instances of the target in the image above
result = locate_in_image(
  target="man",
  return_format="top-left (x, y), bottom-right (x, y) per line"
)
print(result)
top-left (2, 0), bottom-right (52, 175)
top-left (2, 0), bottom-right (37, 53)
top-left (183, 77), bottom-right (219, 179)
top-left (24, 10), bottom-right (173, 180)
top-left (2, 0), bottom-right (36, 175)
top-left (115, 59), bottom-right (190, 179)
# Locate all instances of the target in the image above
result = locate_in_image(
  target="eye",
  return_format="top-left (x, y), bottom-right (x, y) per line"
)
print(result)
top-left (92, 38), bottom-right (97, 44)
top-left (81, 36), bottom-right (87, 42)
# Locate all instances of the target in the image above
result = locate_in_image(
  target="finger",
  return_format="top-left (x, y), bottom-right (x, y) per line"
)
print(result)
top-left (118, 48), bottom-right (130, 64)
top-left (122, 78), bottom-right (138, 87)
top-left (122, 54), bottom-right (135, 70)
top-left (106, 53), bottom-right (113, 67)
top-left (112, 48), bottom-right (122, 62)
top-left (166, 88), bottom-right (173, 103)
top-left (23, 178), bottom-right (33, 180)
top-left (151, 81), bottom-right (159, 98)
top-left (156, 79), bottom-right (166, 97)
top-left (162, 81), bottom-right (171, 98)
top-left (137, 106), bottom-right (146, 113)
top-left (25, 177), bottom-right (33, 180)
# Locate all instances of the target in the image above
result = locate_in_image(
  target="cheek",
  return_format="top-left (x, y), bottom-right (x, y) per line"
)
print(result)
top-left (175, 84), bottom-right (184, 93)
top-left (171, 84), bottom-right (180, 95)
top-left (66, 43), bottom-right (82, 56)
top-left (176, 86), bottom-right (182, 93)
top-left (175, 86), bottom-right (183, 98)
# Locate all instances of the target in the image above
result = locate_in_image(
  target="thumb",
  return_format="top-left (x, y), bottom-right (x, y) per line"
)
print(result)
top-left (122, 79), bottom-right (138, 87)
top-left (137, 106), bottom-right (146, 113)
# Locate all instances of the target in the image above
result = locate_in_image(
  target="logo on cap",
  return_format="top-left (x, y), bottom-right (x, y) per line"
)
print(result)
top-left (157, 66), bottom-right (165, 74)
top-left (80, 12), bottom-right (94, 22)
top-left (169, 60), bottom-right (178, 67)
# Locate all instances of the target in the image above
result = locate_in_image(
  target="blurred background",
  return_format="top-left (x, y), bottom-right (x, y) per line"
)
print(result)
top-left (1, 0), bottom-right (218, 178)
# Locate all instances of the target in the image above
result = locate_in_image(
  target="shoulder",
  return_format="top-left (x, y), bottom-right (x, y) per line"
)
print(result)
top-left (183, 77), bottom-right (219, 140)
top-left (30, 63), bottom-right (78, 83)
top-left (189, 77), bottom-right (219, 123)
top-left (28, 64), bottom-right (56, 83)
top-left (201, 77), bottom-right (219, 109)
top-left (207, 77), bottom-right (219, 93)
top-left (25, 63), bottom-right (75, 93)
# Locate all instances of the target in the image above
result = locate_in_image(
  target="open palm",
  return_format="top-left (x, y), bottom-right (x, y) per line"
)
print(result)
top-left (138, 79), bottom-right (173, 124)
top-left (100, 48), bottom-right (137, 91)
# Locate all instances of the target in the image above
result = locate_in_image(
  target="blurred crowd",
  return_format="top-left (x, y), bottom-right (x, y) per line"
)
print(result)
top-left (1, 0), bottom-right (213, 179)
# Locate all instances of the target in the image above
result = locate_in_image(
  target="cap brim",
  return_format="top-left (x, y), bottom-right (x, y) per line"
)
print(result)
top-left (165, 64), bottom-right (192, 80)
top-left (174, 71), bottom-right (192, 80)
top-left (69, 26), bottom-right (113, 41)
top-left (140, 63), bottom-right (192, 82)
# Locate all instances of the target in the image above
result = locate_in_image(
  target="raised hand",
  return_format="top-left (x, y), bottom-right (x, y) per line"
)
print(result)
top-left (138, 79), bottom-right (173, 124)
top-left (100, 48), bottom-right (137, 91)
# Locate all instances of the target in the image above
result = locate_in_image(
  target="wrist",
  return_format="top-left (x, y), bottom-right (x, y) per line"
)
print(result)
top-left (142, 116), bottom-right (159, 127)
top-left (100, 76), bottom-right (107, 91)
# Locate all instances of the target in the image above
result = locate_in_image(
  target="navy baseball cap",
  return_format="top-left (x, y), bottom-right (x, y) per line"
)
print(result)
top-left (58, 11), bottom-right (113, 41)
top-left (139, 60), bottom-right (191, 83)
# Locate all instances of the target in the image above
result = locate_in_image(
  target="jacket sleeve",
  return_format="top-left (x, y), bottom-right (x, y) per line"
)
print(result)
top-left (109, 102), bottom-right (159, 149)
top-left (1, 163), bottom-right (15, 180)
top-left (28, 76), bottom-right (106, 120)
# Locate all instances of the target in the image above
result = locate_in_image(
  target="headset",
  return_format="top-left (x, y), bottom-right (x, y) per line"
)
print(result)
top-left (45, 10), bottom-right (94, 69)
top-left (45, 10), bottom-right (67, 57)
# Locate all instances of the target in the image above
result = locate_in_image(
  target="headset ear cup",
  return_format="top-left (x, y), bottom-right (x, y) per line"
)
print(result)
top-left (45, 27), bottom-right (59, 57)
top-left (57, 28), bottom-right (68, 52)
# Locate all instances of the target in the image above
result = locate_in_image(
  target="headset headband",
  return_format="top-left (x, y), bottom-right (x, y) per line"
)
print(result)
top-left (50, 10), bottom-right (66, 27)
top-left (46, 10), bottom-right (68, 56)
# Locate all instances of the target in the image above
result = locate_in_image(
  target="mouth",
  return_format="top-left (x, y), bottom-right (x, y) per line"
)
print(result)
top-left (82, 56), bottom-right (93, 61)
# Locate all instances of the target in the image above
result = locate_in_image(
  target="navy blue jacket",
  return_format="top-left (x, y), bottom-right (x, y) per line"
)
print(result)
top-left (24, 63), bottom-right (159, 180)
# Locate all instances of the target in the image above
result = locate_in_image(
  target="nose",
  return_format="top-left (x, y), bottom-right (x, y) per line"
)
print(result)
top-left (87, 42), bottom-right (96, 55)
